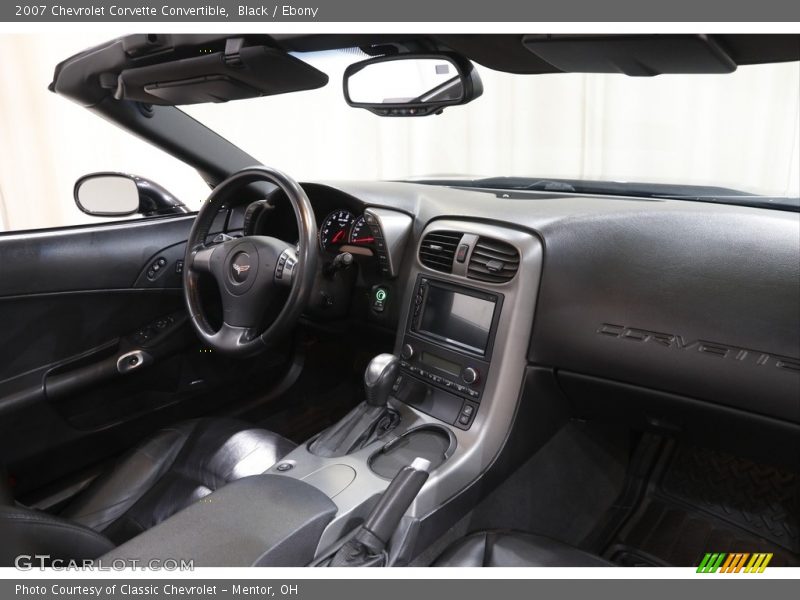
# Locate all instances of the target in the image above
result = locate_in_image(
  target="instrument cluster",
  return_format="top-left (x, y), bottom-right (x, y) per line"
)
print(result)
top-left (318, 210), bottom-right (375, 253)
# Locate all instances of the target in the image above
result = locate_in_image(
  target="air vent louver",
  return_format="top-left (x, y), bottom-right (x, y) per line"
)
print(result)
top-left (467, 237), bottom-right (520, 283)
top-left (419, 230), bottom-right (462, 273)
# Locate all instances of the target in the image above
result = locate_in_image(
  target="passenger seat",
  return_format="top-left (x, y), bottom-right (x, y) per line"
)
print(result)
top-left (434, 531), bottom-right (613, 567)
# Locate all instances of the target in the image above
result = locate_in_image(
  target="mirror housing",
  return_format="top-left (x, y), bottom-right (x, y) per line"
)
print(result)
top-left (75, 172), bottom-right (189, 218)
top-left (343, 53), bottom-right (483, 117)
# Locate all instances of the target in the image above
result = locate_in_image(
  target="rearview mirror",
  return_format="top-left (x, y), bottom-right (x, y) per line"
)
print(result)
top-left (75, 173), bottom-right (189, 218)
top-left (343, 53), bottom-right (483, 116)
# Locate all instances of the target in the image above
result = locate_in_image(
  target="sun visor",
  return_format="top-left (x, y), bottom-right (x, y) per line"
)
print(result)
top-left (113, 42), bottom-right (328, 105)
top-left (522, 35), bottom-right (737, 76)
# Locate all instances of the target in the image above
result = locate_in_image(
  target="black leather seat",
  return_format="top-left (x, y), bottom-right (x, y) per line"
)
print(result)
top-left (434, 531), bottom-right (613, 567)
top-left (0, 418), bottom-right (295, 566)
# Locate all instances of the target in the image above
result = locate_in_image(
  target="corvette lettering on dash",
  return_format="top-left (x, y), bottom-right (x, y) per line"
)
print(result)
top-left (597, 323), bottom-right (800, 372)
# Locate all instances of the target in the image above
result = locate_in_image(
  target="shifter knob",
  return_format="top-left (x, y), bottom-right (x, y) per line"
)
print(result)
top-left (364, 353), bottom-right (400, 407)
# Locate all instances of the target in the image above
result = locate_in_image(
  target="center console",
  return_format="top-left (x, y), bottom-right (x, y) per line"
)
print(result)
top-left (264, 217), bottom-right (544, 563)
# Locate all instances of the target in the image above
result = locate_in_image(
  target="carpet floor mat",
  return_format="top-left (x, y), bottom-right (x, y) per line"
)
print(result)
top-left (601, 440), bottom-right (800, 567)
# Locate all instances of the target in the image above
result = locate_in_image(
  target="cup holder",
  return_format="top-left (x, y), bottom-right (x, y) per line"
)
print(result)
top-left (368, 425), bottom-right (456, 479)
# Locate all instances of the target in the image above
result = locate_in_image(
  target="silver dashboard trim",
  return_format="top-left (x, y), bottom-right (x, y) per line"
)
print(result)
top-left (400, 219), bottom-right (542, 518)
top-left (364, 207), bottom-right (413, 278)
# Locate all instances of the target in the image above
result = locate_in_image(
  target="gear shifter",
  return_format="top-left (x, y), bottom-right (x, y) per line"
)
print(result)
top-left (308, 354), bottom-right (401, 458)
top-left (364, 354), bottom-right (399, 407)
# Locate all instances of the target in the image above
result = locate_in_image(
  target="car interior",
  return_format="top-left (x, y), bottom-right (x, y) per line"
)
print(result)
top-left (0, 33), bottom-right (798, 568)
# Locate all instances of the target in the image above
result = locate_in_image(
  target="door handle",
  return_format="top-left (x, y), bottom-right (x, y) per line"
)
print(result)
top-left (116, 350), bottom-right (153, 374)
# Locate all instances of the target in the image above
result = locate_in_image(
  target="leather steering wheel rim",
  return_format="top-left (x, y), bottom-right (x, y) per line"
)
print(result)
top-left (182, 166), bottom-right (318, 356)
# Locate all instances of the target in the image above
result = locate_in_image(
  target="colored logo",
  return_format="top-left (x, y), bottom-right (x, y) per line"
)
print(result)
top-left (696, 552), bottom-right (773, 573)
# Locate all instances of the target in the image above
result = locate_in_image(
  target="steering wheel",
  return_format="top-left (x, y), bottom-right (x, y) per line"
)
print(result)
top-left (182, 166), bottom-right (318, 356)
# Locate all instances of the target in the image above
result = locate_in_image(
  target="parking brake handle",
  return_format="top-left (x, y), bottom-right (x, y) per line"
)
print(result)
top-left (328, 457), bottom-right (431, 567)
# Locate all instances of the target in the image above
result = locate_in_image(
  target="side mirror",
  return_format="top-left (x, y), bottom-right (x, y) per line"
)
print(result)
top-left (343, 53), bottom-right (483, 117)
top-left (75, 173), bottom-right (189, 218)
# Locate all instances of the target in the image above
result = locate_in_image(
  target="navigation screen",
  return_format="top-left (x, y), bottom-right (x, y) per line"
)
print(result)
top-left (418, 285), bottom-right (495, 354)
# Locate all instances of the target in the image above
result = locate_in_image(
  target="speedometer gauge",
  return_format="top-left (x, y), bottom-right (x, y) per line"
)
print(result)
top-left (348, 216), bottom-right (375, 247)
top-left (319, 210), bottom-right (356, 252)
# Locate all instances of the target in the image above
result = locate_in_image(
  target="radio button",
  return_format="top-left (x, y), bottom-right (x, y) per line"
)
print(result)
top-left (401, 344), bottom-right (414, 360)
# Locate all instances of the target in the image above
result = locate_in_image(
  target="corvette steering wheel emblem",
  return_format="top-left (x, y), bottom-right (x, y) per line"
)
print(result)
top-left (231, 253), bottom-right (252, 282)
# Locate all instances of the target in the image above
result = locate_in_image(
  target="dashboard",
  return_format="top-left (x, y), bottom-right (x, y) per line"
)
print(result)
top-left (304, 182), bottom-right (798, 421)
top-left (230, 178), bottom-right (799, 450)
top-left (244, 178), bottom-right (798, 533)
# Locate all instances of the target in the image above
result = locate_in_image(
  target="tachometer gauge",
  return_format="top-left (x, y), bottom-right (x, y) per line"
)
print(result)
top-left (319, 210), bottom-right (356, 252)
top-left (348, 215), bottom-right (376, 247)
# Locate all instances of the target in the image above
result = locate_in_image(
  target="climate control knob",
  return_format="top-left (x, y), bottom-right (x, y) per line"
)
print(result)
top-left (401, 343), bottom-right (415, 360)
top-left (461, 367), bottom-right (479, 385)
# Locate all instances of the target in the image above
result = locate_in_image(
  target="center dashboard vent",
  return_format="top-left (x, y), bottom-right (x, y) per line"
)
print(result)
top-left (419, 230), bottom-right (462, 273)
top-left (467, 237), bottom-right (520, 283)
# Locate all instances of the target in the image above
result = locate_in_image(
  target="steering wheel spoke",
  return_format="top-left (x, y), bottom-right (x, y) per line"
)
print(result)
top-left (189, 245), bottom-right (216, 274)
top-left (210, 321), bottom-right (259, 352)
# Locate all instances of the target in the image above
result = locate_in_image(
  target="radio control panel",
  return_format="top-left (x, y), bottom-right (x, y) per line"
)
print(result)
top-left (399, 349), bottom-right (484, 401)
top-left (394, 276), bottom-right (502, 429)
top-left (396, 336), bottom-right (491, 430)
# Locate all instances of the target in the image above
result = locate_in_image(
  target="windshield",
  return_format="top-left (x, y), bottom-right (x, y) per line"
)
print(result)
top-left (184, 49), bottom-right (800, 198)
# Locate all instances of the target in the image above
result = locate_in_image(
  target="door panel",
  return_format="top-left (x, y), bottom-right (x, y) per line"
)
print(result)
top-left (0, 216), bottom-right (195, 295)
top-left (0, 211), bottom-right (288, 498)
top-left (0, 289), bottom-right (183, 381)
